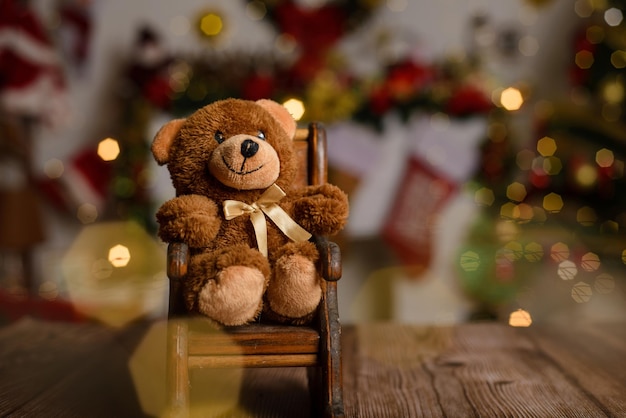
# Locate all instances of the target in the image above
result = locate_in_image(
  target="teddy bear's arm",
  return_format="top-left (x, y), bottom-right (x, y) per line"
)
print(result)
top-left (156, 194), bottom-right (221, 248)
top-left (291, 183), bottom-right (349, 236)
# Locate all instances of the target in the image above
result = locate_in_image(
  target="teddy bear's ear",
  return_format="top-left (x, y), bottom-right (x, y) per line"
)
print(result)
top-left (151, 118), bottom-right (185, 165)
top-left (256, 99), bottom-right (297, 139)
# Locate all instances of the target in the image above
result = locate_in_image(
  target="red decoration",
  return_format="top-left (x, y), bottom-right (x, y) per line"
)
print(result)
top-left (445, 84), bottom-right (493, 116)
top-left (0, 0), bottom-right (67, 125)
top-left (383, 156), bottom-right (457, 274)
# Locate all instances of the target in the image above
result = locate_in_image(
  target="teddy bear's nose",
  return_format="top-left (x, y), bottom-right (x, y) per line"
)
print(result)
top-left (241, 139), bottom-right (259, 158)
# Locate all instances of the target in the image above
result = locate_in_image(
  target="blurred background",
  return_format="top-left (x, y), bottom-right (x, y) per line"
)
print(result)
top-left (1, 0), bottom-right (625, 328)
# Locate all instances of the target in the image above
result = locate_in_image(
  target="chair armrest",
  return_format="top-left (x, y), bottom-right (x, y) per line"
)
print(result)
top-left (312, 236), bottom-right (342, 282)
top-left (167, 242), bottom-right (190, 317)
top-left (167, 242), bottom-right (190, 281)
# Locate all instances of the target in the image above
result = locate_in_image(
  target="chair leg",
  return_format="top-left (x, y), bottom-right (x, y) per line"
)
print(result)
top-left (167, 319), bottom-right (190, 417)
top-left (319, 281), bottom-right (345, 418)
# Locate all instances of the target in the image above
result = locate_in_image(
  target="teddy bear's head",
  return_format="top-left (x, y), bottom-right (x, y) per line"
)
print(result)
top-left (152, 99), bottom-right (298, 200)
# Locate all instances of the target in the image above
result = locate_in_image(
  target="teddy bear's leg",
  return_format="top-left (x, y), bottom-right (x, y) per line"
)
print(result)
top-left (185, 245), bottom-right (270, 326)
top-left (264, 241), bottom-right (321, 324)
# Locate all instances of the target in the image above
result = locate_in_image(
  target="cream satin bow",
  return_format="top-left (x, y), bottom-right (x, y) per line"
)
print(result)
top-left (223, 183), bottom-right (312, 257)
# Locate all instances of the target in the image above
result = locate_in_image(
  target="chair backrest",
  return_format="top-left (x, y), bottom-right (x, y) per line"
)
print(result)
top-left (293, 123), bottom-right (327, 188)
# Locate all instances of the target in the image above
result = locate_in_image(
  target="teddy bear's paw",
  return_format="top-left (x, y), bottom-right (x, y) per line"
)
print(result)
top-left (267, 254), bottom-right (321, 319)
top-left (197, 266), bottom-right (265, 326)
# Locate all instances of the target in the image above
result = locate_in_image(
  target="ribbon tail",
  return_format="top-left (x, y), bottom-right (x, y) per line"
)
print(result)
top-left (250, 211), bottom-right (268, 257)
top-left (263, 203), bottom-right (312, 244)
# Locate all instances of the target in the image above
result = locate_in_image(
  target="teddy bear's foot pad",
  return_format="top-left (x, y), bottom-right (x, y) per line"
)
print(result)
top-left (198, 266), bottom-right (265, 326)
top-left (267, 254), bottom-right (321, 319)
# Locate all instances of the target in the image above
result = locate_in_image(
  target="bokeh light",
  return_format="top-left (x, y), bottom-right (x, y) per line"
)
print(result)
top-left (543, 192), bottom-right (563, 213)
top-left (460, 251), bottom-right (480, 272)
top-left (61, 221), bottom-right (166, 327)
top-left (602, 80), bottom-right (624, 104)
top-left (550, 242), bottom-right (570, 262)
top-left (575, 50), bottom-right (594, 69)
top-left (595, 148), bottom-right (615, 167)
top-left (199, 12), bottom-right (224, 37)
top-left (577, 206), bottom-right (597, 226)
top-left (474, 187), bottom-right (495, 206)
top-left (500, 87), bottom-right (524, 111)
top-left (576, 164), bottom-right (598, 187)
top-left (98, 138), bottom-right (120, 161)
top-left (502, 241), bottom-right (523, 261)
top-left (282, 98), bottom-right (305, 120)
top-left (543, 156), bottom-right (563, 175)
top-left (611, 50), bottom-right (626, 69)
top-left (604, 7), bottom-right (624, 26)
top-left (129, 319), bottom-right (244, 417)
top-left (580, 252), bottom-right (600, 272)
top-left (571, 281), bottom-right (592, 303)
top-left (558, 260), bottom-right (578, 280)
top-left (77, 203), bottom-right (98, 224)
top-left (509, 309), bottom-right (532, 327)
top-left (245, 1), bottom-right (267, 21)
top-left (506, 182), bottom-right (527, 202)
top-left (108, 244), bottom-right (131, 267)
top-left (43, 158), bottom-right (64, 178)
top-left (537, 136), bottom-right (557, 156)
top-left (524, 242), bottom-right (544, 262)
top-left (594, 273), bottom-right (615, 294)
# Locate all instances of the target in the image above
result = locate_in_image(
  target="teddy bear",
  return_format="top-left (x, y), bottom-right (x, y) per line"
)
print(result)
top-left (151, 98), bottom-right (349, 327)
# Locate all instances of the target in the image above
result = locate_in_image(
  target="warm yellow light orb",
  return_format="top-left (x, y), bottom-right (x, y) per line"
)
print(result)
top-left (509, 309), bottom-right (532, 327)
top-left (537, 136), bottom-right (557, 157)
top-left (98, 138), bottom-right (120, 161)
top-left (596, 148), bottom-right (614, 167)
top-left (603, 80), bottom-right (624, 104)
top-left (199, 13), bottom-right (223, 37)
top-left (550, 242), bottom-right (570, 262)
top-left (575, 50), bottom-right (594, 69)
top-left (282, 98), bottom-right (305, 121)
top-left (500, 87), bottom-right (524, 111)
top-left (577, 206), bottom-right (597, 226)
top-left (506, 182), bottom-right (527, 202)
top-left (108, 244), bottom-right (131, 267)
top-left (543, 192), bottom-right (563, 213)
top-left (474, 187), bottom-right (495, 206)
top-left (576, 164), bottom-right (597, 187)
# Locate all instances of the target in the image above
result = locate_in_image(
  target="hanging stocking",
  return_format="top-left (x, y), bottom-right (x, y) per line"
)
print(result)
top-left (382, 155), bottom-right (456, 276)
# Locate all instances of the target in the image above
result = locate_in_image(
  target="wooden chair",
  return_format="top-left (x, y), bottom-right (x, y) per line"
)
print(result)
top-left (165, 123), bottom-right (345, 418)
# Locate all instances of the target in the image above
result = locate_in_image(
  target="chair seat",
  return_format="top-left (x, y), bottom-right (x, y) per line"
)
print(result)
top-left (186, 322), bottom-right (321, 368)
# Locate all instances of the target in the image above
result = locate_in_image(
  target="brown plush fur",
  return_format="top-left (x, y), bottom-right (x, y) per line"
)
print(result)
top-left (152, 99), bottom-right (349, 326)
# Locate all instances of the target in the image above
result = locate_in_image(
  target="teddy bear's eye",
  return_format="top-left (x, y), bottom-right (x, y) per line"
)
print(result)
top-left (214, 131), bottom-right (225, 144)
top-left (257, 131), bottom-right (266, 140)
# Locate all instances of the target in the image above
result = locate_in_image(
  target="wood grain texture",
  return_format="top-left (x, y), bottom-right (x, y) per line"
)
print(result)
top-left (3, 317), bottom-right (625, 417)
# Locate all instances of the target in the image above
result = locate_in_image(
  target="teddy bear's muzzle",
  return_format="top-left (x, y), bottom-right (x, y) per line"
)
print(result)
top-left (209, 135), bottom-right (281, 190)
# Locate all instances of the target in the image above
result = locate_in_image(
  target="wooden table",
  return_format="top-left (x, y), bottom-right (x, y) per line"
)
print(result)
top-left (1, 317), bottom-right (624, 417)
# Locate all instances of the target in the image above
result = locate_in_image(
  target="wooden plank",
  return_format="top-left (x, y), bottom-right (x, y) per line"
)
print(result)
top-left (187, 323), bottom-right (320, 356)
top-left (342, 322), bottom-right (615, 418)
top-left (529, 321), bottom-right (626, 417)
top-left (437, 323), bottom-right (606, 417)
top-left (0, 318), bottom-right (145, 417)
top-left (342, 323), bottom-right (454, 418)
top-left (188, 353), bottom-right (318, 368)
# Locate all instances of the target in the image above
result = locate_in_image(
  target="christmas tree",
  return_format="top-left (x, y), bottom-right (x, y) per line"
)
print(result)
top-left (460, 0), bottom-right (626, 319)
